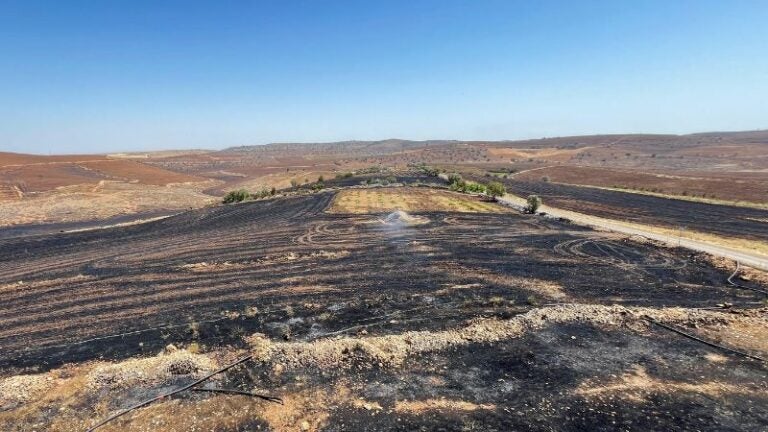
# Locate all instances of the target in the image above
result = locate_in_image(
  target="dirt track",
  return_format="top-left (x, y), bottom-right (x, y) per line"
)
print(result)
top-left (491, 178), bottom-right (768, 241)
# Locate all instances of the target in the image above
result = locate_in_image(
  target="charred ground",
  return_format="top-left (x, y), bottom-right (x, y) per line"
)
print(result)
top-left (0, 187), bottom-right (766, 431)
top-left (464, 175), bottom-right (768, 243)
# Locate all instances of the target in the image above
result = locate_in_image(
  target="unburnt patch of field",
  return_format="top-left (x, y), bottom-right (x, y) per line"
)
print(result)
top-left (0, 189), bottom-right (766, 431)
top-left (0, 180), bottom-right (218, 228)
top-left (328, 187), bottom-right (506, 214)
top-left (0, 153), bottom-right (216, 227)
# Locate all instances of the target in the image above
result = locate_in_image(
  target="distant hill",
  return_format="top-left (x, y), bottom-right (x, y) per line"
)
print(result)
top-left (221, 130), bottom-right (768, 156)
top-left (207, 130), bottom-right (768, 172)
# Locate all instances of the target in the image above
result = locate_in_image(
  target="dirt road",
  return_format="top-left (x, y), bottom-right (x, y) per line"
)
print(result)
top-left (498, 195), bottom-right (768, 271)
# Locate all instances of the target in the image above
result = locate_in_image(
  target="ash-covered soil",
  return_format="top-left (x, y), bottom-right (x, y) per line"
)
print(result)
top-left (0, 188), bottom-right (766, 431)
top-left (486, 177), bottom-right (768, 242)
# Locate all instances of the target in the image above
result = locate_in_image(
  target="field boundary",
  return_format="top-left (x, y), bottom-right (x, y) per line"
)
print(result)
top-left (556, 182), bottom-right (768, 210)
top-left (498, 194), bottom-right (768, 271)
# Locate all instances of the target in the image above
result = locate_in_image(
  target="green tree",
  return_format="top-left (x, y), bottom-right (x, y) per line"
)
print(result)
top-left (526, 195), bottom-right (542, 214)
top-left (486, 182), bottom-right (506, 199)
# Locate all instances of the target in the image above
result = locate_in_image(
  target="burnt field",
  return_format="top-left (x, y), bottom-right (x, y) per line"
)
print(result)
top-left (1, 188), bottom-right (767, 431)
top-left (488, 178), bottom-right (768, 242)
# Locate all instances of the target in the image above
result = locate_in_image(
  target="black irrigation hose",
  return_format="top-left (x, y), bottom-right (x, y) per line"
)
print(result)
top-left (85, 354), bottom-right (254, 432)
top-left (727, 261), bottom-right (768, 295)
top-left (191, 387), bottom-right (283, 404)
top-left (644, 317), bottom-right (765, 362)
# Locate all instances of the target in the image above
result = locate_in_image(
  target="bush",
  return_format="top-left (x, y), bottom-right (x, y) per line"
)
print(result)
top-left (447, 173), bottom-right (463, 186)
top-left (525, 195), bottom-right (542, 213)
top-left (417, 165), bottom-right (440, 177)
top-left (541, 176), bottom-right (550, 182)
top-left (253, 188), bottom-right (271, 199)
top-left (222, 189), bottom-right (250, 204)
top-left (486, 181), bottom-right (505, 199)
top-left (465, 182), bottom-right (486, 194)
top-left (449, 180), bottom-right (466, 191)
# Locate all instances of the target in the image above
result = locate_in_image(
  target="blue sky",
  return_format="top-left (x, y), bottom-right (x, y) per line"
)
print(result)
top-left (1, 1), bottom-right (767, 154)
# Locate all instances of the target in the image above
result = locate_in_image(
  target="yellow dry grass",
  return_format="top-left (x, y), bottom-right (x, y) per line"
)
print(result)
top-left (575, 365), bottom-right (763, 403)
top-left (328, 188), bottom-right (507, 214)
top-left (487, 146), bottom-right (590, 161)
top-left (0, 180), bottom-right (219, 227)
top-left (394, 399), bottom-right (496, 414)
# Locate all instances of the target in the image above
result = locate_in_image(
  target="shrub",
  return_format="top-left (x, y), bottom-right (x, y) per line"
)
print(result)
top-left (447, 173), bottom-right (463, 186)
top-left (253, 188), bottom-right (271, 199)
top-left (541, 176), bottom-right (550, 182)
top-left (290, 179), bottom-right (298, 188)
top-left (419, 165), bottom-right (440, 176)
top-left (470, 182), bottom-right (487, 193)
top-left (449, 180), bottom-right (467, 192)
top-left (222, 189), bottom-right (250, 204)
top-left (486, 181), bottom-right (505, 199)
top-left (525, 195), bottom-right (542, 213)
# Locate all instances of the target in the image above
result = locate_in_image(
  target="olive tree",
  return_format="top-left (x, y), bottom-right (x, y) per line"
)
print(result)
top-left (486, 181), bottom-right (506, 199)
top-left (526, 195), bottom-right (542, 214)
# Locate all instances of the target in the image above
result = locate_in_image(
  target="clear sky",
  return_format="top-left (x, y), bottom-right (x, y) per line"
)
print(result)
top-left (1, 1), bottom-right (767, 154)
